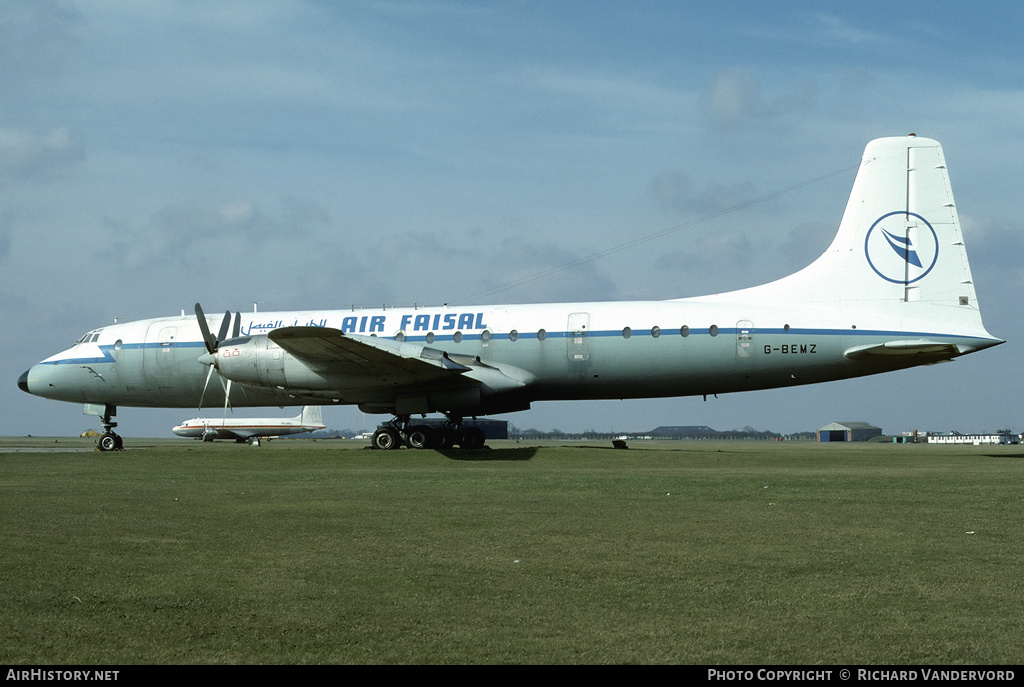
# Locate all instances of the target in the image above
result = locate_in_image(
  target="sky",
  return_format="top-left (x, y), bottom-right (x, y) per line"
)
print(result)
top-left (4, 0), bottom-right (1024, 438)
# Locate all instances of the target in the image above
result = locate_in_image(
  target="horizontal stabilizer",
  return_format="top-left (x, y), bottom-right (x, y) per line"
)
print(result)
top-left (844, 340), bottom-right (963, 363)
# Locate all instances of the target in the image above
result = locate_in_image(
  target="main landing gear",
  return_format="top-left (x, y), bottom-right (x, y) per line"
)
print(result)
top-left (371, 414), bottom-right (487, 451)
top-left (96, 404), bottom-right (124, 452)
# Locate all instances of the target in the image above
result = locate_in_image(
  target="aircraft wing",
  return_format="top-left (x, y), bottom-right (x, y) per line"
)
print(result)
top-left (266, 327), bottom-right (532, 406)
top-left (268, 326), bottom-right (473, 379)
top-left (173, 423), bottom-right (250, 439)
top-left (218, 427), bottom-right (256, 439)
top-left (844, 340), bottom-right (963, 363)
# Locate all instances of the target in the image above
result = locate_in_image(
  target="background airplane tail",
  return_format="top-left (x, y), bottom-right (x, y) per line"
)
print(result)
top-left (749, 135), bottom-right (988, 329)
top-left (300, 406), bottom-right (324, 425)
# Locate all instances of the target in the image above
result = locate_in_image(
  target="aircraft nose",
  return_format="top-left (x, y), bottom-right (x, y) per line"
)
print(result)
top-left (18, 369), bottom-right (30, 393)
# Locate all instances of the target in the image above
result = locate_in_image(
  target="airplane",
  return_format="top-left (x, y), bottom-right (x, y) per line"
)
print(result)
top-left (18, 135), bottom-right (1003, 451)
top-left (172, 405), bottom-right (326, 443)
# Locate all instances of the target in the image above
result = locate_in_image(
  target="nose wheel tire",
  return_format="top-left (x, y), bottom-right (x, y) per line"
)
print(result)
top-left (98, 432), bottom-right (123, 451)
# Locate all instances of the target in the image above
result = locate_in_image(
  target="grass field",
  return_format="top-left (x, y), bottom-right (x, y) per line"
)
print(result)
top-left (2, 437), bottom-right (1023, 664)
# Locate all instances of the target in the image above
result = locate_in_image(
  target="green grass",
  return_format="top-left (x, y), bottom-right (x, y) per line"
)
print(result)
top-left (2, 438), bottom-right (1023, 664)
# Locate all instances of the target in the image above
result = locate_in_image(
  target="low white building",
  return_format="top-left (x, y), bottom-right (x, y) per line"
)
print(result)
top-left (927, 432), bottom-right (1018, 445)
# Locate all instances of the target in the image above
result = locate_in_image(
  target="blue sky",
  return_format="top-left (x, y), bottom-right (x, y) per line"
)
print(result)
top-left (4, 1), bottom-right (1024, 437)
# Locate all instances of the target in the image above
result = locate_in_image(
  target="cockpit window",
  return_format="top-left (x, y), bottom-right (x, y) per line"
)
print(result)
top-left (76, 329), bottom-right (103, 344)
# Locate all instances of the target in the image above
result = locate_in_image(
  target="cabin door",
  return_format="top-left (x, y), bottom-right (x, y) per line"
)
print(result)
top-left (567, 312), bottom-right (592, 379)
top-left (736, 320), bottom-right (754, 359)
top-left (567, 313), bottom-right (591, 362)
top-left (143, 323), bottom-right (180, 376)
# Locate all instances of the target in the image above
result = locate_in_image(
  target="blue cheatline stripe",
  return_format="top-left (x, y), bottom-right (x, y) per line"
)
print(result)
top-left (396, 327), bottom-right (985, 343)
top-left (39, 328), bottom-right (992, 365)
top-left (38, 340), bottom-right (207, 365)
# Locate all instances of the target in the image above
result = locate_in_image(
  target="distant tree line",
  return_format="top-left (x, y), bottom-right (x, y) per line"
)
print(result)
top-left (507, 425), bottom-right (814, 441)
top-left (296, 426), bottom-right (819, 441)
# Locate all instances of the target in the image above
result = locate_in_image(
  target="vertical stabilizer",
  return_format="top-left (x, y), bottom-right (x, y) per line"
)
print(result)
top-left (734, 136), bottom-right (984, 323)
top-left (828, 135), bottom-right (975, 307)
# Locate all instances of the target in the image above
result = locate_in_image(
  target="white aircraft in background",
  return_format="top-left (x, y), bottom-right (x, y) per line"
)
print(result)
top-left (19, 136), bottom-right (1002, 451)
top-left (172, 406), bottom-right (326, 443)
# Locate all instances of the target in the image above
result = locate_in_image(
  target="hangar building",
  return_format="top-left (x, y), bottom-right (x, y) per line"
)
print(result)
top-left (817, 421), bottom-right (882, 443)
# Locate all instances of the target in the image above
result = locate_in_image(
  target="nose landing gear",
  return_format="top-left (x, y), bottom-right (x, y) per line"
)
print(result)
top-left (95, 404), bottom-right (124, 451)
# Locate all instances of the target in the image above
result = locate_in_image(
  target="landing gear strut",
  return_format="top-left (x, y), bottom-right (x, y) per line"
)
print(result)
top-left (370, 414), bottom-right (487, 450)
top-left (96, 404), bottom-right (124, 451)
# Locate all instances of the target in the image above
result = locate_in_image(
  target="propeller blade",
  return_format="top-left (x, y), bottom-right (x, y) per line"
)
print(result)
top-left (195, 303), bottom-right (217, 355)
top-left (206, 364), bottom-right (233, 411)
top-left (216, 310), bottom-right (231, 343)
top-left (232, 312), bottom-right (241, 338)
top-left (198, 363), bottom-right (215, 411)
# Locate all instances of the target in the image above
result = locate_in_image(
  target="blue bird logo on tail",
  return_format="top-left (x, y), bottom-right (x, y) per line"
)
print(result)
top-left (880, 229), bottom-right (923, 268)
top-left (864, 211), bottom-right (939, 284)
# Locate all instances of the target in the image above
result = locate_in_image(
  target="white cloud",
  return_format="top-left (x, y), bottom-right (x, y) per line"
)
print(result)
top-left (0, 127), bottom-right (84, 184)
top-left (700, 67), bottom-right (818, 132)
top-left (805, 12), bottom-right (891, 46)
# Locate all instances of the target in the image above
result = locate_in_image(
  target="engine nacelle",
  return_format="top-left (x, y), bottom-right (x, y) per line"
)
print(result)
top-left (213, 335), bottom-right (339, 391)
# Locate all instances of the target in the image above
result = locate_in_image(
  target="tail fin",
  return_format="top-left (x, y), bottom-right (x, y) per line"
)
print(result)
top-left (300, 406), bottom-right (324, 426)
top-left (819, 135), bottom-right (976, 307)
top-left (737, 136), bottom-right (986, 323)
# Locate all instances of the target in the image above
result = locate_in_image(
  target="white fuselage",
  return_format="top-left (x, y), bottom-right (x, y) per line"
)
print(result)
top-left (20, 296), bottom-right (999, 415)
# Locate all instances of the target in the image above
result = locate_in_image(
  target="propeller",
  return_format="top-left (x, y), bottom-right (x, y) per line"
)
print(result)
top-left (195, 303), bottom-right (234, 355)
top-left (194, 303), bottom-right (241, 412)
